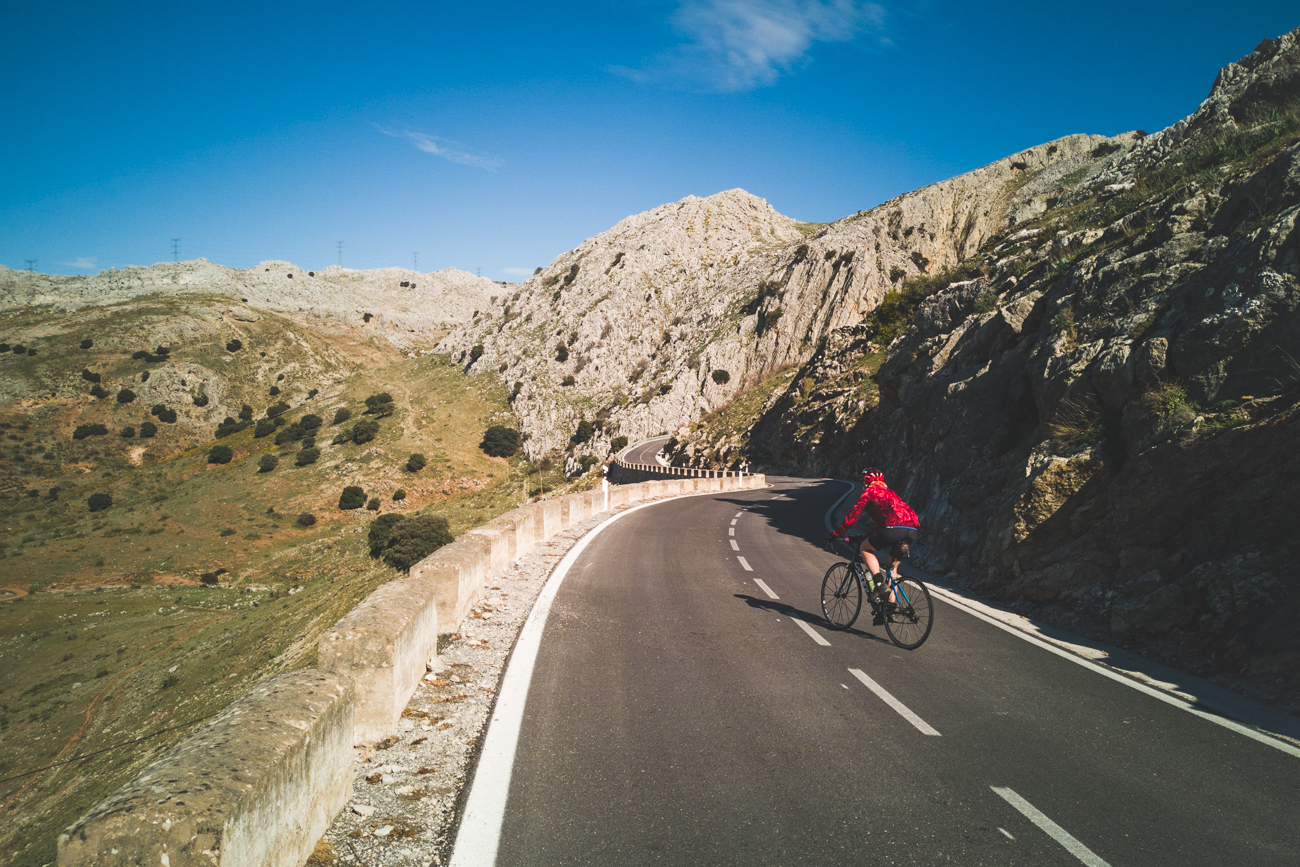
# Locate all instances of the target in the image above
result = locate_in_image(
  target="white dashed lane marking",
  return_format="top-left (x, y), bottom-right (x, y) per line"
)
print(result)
top-left (752, 578), bottom-right (778, 599)
top-left (730, 539), bottom-right (740, 551)
top-left (736, 556), bottom-right (752, 571)
top-left (728, 527), bottom-right (735, 535)
top-left (788, 612), bottom-right (831, 646)
top-left (848, 669), bottom-right (941, 736)
top-left (991, 787), bottom-right (1111, 867)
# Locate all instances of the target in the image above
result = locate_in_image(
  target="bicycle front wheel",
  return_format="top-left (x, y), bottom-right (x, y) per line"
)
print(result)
top-left (821, 562), bottom-right (862, 630)
top-left (884, 576), bottom-right (934, 649)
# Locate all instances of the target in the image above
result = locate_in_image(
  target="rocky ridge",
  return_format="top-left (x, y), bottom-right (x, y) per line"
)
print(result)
top-left (1, 259), bottom-right (499, 348)
top-left (670, 29), bottom-right (1300, 709)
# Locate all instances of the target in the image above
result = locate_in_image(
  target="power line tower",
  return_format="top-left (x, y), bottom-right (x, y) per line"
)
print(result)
top-left (171, 238), bottom-right (181, 262)
top-left (476, 266), bottom-right (481, 278)
top-left (336, 241), bottom-right (344, 267)
top-left (24, 259), bottom-right (37, 273)
top-left (413, 252), bottom-right (418, 271)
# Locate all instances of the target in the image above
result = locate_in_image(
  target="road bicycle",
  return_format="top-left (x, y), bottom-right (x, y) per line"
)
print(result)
top-left (821, 537), bottom-right (934, 649)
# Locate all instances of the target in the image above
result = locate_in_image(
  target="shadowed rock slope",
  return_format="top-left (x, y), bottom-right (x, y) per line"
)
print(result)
top-left (670, 29), bottom-right (1300, 711)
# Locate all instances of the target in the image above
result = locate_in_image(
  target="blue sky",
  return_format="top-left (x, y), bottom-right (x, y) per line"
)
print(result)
top-left (2, 1), bottom-right (1296, 279)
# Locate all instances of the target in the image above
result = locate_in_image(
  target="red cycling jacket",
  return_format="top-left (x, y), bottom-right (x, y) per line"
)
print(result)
top-left (835, 482), bottom-right (919, 534)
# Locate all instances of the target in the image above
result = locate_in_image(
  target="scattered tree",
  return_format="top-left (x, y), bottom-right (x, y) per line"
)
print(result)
top-left (193, 394), bottom-right (209, 407)
top-left (274, 423), bottom-right (305, 445)
top-left (380, 514), bottom-right (455, 571)
top-left (208, 444), bottom-right (234, 464)
top-left (393, 489), bottom-right (406, 501)
top-left (81, 368), bottom-right (101, 383)
top-left (226, 338), bottom-right (243, 352)
top-left (555, 344), bottom-right (569, 362)
top-left (254, 418), bottom-right (277, 438)
top-left (572, 419), bottom-right (595, 445)
top-left (73, 423), bottom-right (109, 440)
top-left (266, 402), bottom-right (290, 419)
top-left (88, 492), bottom-right (113, 512)
top-left (239, 404), bottom-right (255, 422)
top-left (469, 344), bottom-right (485, 363)
top-left (299, 413), bottom-right (323, 432)
top-left (406, 452), bottom-right (427, 472)
top-left (258, 454), bottom-right (279, 473)
top-left (90, 384), bottom-right (109, 398)
top-left (332, 406), bottom-right (352, 425)
top-left (296, 512), bottom-right (317, 527)
top-left (338, 485), bottom-right (366, 510)
top-left (140, 421), bottom-right (158, 438)
top-left (711, 369), bottom-right (731, 385)
top-left (364, 393), bottom-right (394, 417)
top-left (121, 426), bottom-right (136, 438)
top-left (365, 497), bottom-right (380, 511)
top-left (610, 435), bottom-right (628, 452)
top-left (116, 388), bottom-right (137, 404)
top-left (307, 388), bottom-right (318, 399)
top-left (481, 425), bottom-right (520, 457)
top-left (80, 338), bottom-right (93, 349)
top-left (294, 447), bottom-right (320, 467)
top-left (351, 419), bottom-right (380, 444)
top-left (367, 513), bottom-right (404, 557)
top-left (561, 375), bottom-right (576, 386)
top-left (269, 386), bottom-right (280, 396)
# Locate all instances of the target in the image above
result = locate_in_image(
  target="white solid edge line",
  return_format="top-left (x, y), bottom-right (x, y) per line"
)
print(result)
top-left (449, 487), bottom-right (749, 867)
top-left (737, 556), bottom-right (753, 572)
top-left (753, 578), bottom-right (779, 600)
top-left (991, 787), bottom-right (1112, 867)
top-left (789, 612), bottom-right (831, 646)
top-left (927, 585), bottom-right (1300, 759)
top-left (848, 668), bottom-right (941, 736)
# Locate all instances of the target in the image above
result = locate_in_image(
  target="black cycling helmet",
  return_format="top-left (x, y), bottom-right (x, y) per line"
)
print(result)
top-left (861, 467), bottom-right (884, 482)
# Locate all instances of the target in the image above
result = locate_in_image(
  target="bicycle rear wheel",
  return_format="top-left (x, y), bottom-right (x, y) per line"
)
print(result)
top-left (821, 562), bottom-right (862, 630)
top-left (883, 576), bottom-right (934, 649)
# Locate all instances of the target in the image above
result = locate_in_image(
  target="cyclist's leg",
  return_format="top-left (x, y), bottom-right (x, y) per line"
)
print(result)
top-left (858, 540), bottom-right (884, 581)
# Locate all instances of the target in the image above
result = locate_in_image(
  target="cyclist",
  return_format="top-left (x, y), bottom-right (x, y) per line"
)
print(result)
top-left (829, 468), bottom-right (920, 598)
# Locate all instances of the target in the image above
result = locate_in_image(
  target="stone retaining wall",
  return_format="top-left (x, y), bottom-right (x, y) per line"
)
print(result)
top-left (607, 454), bottom-right (750, 485)
top-left (58, 473), bottom-right (765, 867)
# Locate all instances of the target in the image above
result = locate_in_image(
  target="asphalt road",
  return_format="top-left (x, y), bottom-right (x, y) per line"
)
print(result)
top-left (475, 478), bottom-right (1300, 866)
top-left (621, 436), bottom-right (671, 467)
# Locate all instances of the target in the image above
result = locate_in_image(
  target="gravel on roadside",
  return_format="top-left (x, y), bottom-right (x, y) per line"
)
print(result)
top-left (311, 507), bottom-right (621, 866)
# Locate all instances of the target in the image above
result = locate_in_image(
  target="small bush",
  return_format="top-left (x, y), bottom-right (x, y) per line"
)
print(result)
top-left (338, 486), bottom-right (366, 510)
top-left (711, 369), bottom-right (731, 384)
top-left (269, 386), bottom-right (280, 396)
top-left (140, 370), bottom-right (150, 382)
top-left (380, 514), bottom-right (455, 571)
top-left (266, 402), bottom-right (290, 419)
top-left (239, 404), bottom-right (254, 422)
top-left (363, 312), bottom-right (373, 323)
top-left (121, 426), bottom-right (135, 438)
top-left (910, 251), bottom-right (930, 272)
top-left (193, 394), bottom-right (209, 407)
top-left (364, 393), bottom-right (394, 416)
top-left (87, 492), bottom-right (113, 512)
top-left (406, 452), bottom-right (427, 472)
top-left (226, 339), bottom-right (243, 352)
top-left (152, 405), bottom-right (177, 424)
top-left (555, 344), bottom-right (569, 362)
top-left (393, 489), bottom-right (406, 501)
top-left (254, 418), bottom-right (277, 438)
top-left (974, 291), bottom-right (999, 315)
top-left (332, 430), bottom-right (351, 445)
top-left (572, 419), bottom-right (595, 445)
top-left (295, 447), bottom-right (320, 467)
top-left (214, 417), bottom-right (247, 438)
top-left (481, 425), bottom-right (520, 457)
top-left (307, 388), bottom-right (318, 398)
top-left (258, 454), bottom-right (279, 473)
top-left (81, 368), bottom-right (101, 383)
top-left (80, 339), bottom-right (93, 349)
top-left (365, 497), bottom-right (380, 511)
top-left (200, 571), bottom-right (220, 586)
top-left (208, 444), bottom-right (234, 464)
top-left (116, 388), bottom-right (136, 404)
top-left (888, 266), bottom-right (906, 283)
top-left (299, 413), bottom-right (323, 432)
top-left (561, 375), bottom-right (576, 387)
top-left (469, 344), bottom-right (484, 363)
top-left (352, 419), bottom-right (380, 444)
top-left (611, 435), bottom-right (628, 452)
top-left (332, 406), bottom-right (352, 425)
top-left (296, 512), bottom-right (317, 527)
top-left (274, 424), bottom-right (305, 446)
top-left (73, 423), bottom-right (109, 440)
top-left (140, 421), bottom-right (158, 438)
top-left (90, 384), bottom-right (109, 398)
top-left (367, 513), bottom-right (405, 557)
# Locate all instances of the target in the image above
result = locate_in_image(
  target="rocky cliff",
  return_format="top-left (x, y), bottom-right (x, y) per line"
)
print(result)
top-left (670, 29), bottom-right (1300, 709)
top-left (1, 259), bottom-right (499, 348)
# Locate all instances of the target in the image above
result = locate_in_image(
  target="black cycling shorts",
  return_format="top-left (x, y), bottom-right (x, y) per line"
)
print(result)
top-left (866, 526), bottom-right (918, 558)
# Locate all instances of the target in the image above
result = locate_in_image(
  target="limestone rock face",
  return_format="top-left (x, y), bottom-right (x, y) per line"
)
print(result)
top-left (0, 259), bottom-right (498, 348)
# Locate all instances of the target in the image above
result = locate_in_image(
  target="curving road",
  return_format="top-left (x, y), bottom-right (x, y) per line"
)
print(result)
top-left (620, 436), bottom-right (671, 467)
top-left (455, 478), bottom-right (1300, 866)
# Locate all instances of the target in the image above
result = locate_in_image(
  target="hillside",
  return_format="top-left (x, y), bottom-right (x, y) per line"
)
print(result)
top-left (668, 29), bottom-right (1300, 712)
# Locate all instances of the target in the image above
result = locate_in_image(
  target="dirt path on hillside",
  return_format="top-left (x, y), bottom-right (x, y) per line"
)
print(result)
top-left (0, 586), bottom-right (28, 601)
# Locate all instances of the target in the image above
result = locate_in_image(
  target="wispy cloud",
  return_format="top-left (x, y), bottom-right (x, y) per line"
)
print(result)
top-left (501, 267), bottom-right (535, 276)
top-left (615, 0), bottom-right (886, 91)
top-left (378, 127), bottom-right (503, 170)
top-left (61, 257), bottom-right (97, 269)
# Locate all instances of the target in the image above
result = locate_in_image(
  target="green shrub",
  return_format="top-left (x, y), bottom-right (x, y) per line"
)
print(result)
top-left (307, 388), bottom-right (318, 398)
top-left (121, 426), bottom-right (136, 438)
top-left (406, 452), bottom-right (427, 472)
top-left (266, 402), bottom-right (290, 418)
top-left (254, 418), bottom-right (277, 438)
top-left (572, 419), bottom-right (595, 445)
top-left (338, 486), bottom-right (366, 510)
top-left (610, 435), bottom-right (628, 452)
top-left (220, 528), bottom-right (236, 536)
top-left (274, 423), bottom-right (305, 446)
top-left (299, 413), bottom-right (323, 432)
top-left (151, 405), bottom-right (177, 423)
top-left (90, 384), bottom-right (109, 398)
top-left (469, 344), bottom-right (485, 363)
top-left (193, 394), bottom-right (209, 407)
top-left (80, 338), bottom-right (93, 349)
top-left (116, 388), bottom-right (136, 404)
top-left (364, 393), bottom-right (394, 417)
top-left (296, 512), bottom-right (317, 527)
top-left (380, 514), bottom-right (454, 571)
top-left (481, 425), bottom-right (520, 457)
top-left (561, 375), bottom-right (576, 387)
top-left (208, 444), bottom-right (234, 464)
top-left (295, 447), bottom-right (320, 467)
top-left (888, 266), bottom-right (906, 283)
top-left (269, 386), bottom-right (280, 396)
top-left (87, 492), bottom-right (113, 512)
top-left (226, 338), bottom-right (242, 352)
top-left (73, 423), bottom-right (108, 440)
top-left (712, 369), bottom-right (730, 384)
top-left (140, 421), bottom-right (158, 438)
top-left (214, 417), bottom-right (248, 438)
top-left (367, 513), bottom-right (404, 557)
top-left (140, 370), bottom-right (150, 382)
top-left (393, 489), bottom-right (406, 501)
top-left (352, 419), bottom-right (380, 444)
top-left (199, 571), bottom-right (220, 586)
top-left (365, 497), bottom-right (380, 511)
top-left (910, 251), bottom-right (930, 272)
top-left (332, 406), bottom-right (351, 425)
top-left (974, 291), bottom-right (999, 314)
top-left (555, 344), bottom-right (569, 362)
top-left (239, 404), bottom-right (254, 422)
top-left (81, 368), bottom-right (101, 383)
top-left (258, 454), bottom-right (279, 473)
